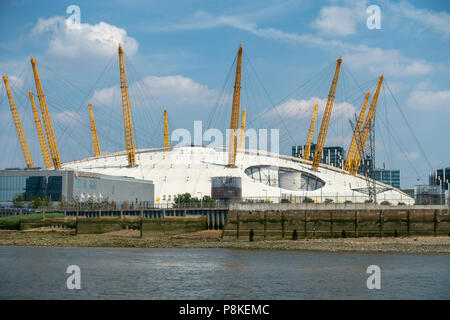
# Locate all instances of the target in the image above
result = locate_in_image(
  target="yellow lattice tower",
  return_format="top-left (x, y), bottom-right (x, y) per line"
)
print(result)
top-left (303, 103), bottom-right (318, 163)
top-left (31, 56), bottom-right (61, 169)
top-left (118, 44), bottom-right (136, 167)
top-left (3, 76), bottom-right (34, 168)
top-left (29, 90), bottom-right (52, 169)
top-left (350, 75), bottom-right (384, 175)
top-left (344, 92), bottom-right (370, 172)
top-left (238, 108), bottom-right (246, 152)
top-left (227, 44), bottom-right (243, 167)
top-left (88, 103), bottom-right (101, 157)
top-left (163, 108), bottom-right (170, 152)
top-left (311, 57), bottom-right (342, 170)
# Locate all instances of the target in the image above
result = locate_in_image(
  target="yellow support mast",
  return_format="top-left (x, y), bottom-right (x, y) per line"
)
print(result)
top-left (30, 56), bottom-right (61, 169)
top-left (118, 44), bottom-right (136, 167)
top-left (344, 92), bottom-right (370, 172)
top-left (303, 103), bottom-right (318, 163)
top-left (163, 108), bottom-right (170, 152)
top-left (227, 44), bottom-right (243, 167)
top-left (238, 108), bottom-right (246, 152)
top-left (3, 76), bottom-right (34, 168)
top-left (88, 103), bottom-right (101, 157)
top-left (311, 57), bottom-right (342, 170)
top-left (29, 91), bottom-right (52, 169)
top-left (350, 75), bottom-right (384, 175)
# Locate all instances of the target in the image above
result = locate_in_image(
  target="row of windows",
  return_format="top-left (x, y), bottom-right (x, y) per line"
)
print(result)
top-left (0, 176), bottom-right (62, 202)
top-left (75, 178), bottom-right (97, 190)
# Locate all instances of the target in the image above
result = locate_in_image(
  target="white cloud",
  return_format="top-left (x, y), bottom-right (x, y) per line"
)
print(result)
top-left (5, 75), bottom-right (24, 88)
top-left (53, 111), bottom-right (82, 125)
top-left (398, 151), bottom-right (420, 161)
top-left (407, 89), bottom-right (450, 111)
top-left (160, 10), bottom-right (305, 44)
top-left (92, 75), bottom-right (219, 108)
top-left (159, 10), bottom-right (433, 77)
top-left (91, 86), bottom-right (117, 106)
top-left (310, 4), bottom-right (366, 36)
top-left (391, 1), bottom-right (450, 39)
top-left (345, 46), bottom-right (433, 76)
top-left (32, 16), bottom-right (138, 58)
top-left (266, 97), bottom-right (356, 119)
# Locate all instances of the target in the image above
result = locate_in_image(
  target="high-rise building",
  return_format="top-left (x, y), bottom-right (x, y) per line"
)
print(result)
top-left (373, 169), bottom-right (401, 189)
top-left (429, 167), bottom-right (450, 190)
top-left (292, 144), bottom-right (345, 169)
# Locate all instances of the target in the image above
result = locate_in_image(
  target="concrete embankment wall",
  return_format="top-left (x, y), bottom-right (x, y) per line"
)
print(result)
top-left (76, 217), bottom-right (141, 234)
top-left (223, 204), bottom-right (450, 240)
top-left (76, 216), bottom-right (207, 237)
top-left (142, 217), bottom-right (207, 238)
top-left (20, 218), bottom-right (77, 230)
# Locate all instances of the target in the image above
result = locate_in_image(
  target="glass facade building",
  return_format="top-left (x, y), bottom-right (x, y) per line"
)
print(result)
top-left (0, 169), bottom-right (154, 205)
top-left (0, 175), bottom-right (63, 202)
top-left (429, 167), bottom-right (450, 190)
top-left (292, 144), bottom-right (345, 169)
top-left (373, 169), bottom-right (401, 189)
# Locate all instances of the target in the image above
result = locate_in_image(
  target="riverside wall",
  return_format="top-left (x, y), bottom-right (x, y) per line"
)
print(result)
top-left (222, 203), bottom-right (450, 240)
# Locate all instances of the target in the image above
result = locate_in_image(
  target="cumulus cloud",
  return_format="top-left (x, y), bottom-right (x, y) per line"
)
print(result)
top-left (310, 4), bottom-right (366, 36)
top-left (53, 111), bottom-right (82, 125)
top-left (158, 9), bottom-right (433, 77)
top-left (32, 16), bottom-right (138, 58)
top-left (91, 75), bottom-right (219, 108)
top-left (266, 97), bottom-right (356, 120)
top-left (407, 89), bottom-right (450, 111)
top-left (345, 46), bottom-right (433, 76)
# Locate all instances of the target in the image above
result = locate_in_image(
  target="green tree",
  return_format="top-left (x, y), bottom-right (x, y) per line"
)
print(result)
top-left (31, 196), bottom-right (43, 208)
top-left (324, 198), bottom-right (334, 203)
top-left (303, 197), bottom-right (314, 203)
top-left (201, 195), bottom-right (215, 207)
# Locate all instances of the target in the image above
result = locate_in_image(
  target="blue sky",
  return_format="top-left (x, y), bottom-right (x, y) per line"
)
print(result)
top-left (0, 0), bottom-right (449, 188)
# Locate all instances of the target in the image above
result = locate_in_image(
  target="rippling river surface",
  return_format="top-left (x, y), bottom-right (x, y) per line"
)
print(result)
top-left (0, 246), bottom-right (448, 299)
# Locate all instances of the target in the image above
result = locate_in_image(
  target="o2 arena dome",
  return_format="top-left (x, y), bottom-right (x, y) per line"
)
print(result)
top-left (62, 146), bottom-right (414, 205)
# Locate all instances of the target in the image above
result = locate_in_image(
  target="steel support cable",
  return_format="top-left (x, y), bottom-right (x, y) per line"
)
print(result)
top-left (267, 69), bottom-right (336, 137)
top-left (385, 80), bottom-right (434, 172)
top-left (123, 55), bottom-right (159, 134)
top-left (376, 112), bottom-right (425, 183)
top-left (37, 53), bottom-right (116, 144)
top-left (206, 52), bottom-right (237, 131)
top-left (247, 62), bottom-right (335, 129)
top-left (247, 56), bottom-right (296, 145)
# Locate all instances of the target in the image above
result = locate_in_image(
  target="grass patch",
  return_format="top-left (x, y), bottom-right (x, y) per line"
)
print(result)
top-left (0, 213), bottom-right (64, 223)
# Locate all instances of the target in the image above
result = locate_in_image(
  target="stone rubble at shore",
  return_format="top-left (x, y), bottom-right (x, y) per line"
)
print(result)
top-left (0, 230), bottom-right (449, 253)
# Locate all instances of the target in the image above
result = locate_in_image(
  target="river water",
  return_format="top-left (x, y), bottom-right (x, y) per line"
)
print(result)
top-left (0, 246), bottom-right (448, 299)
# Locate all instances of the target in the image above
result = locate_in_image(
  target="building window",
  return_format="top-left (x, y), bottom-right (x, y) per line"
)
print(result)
top-left (0, 175), bottom-right (62, 202)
